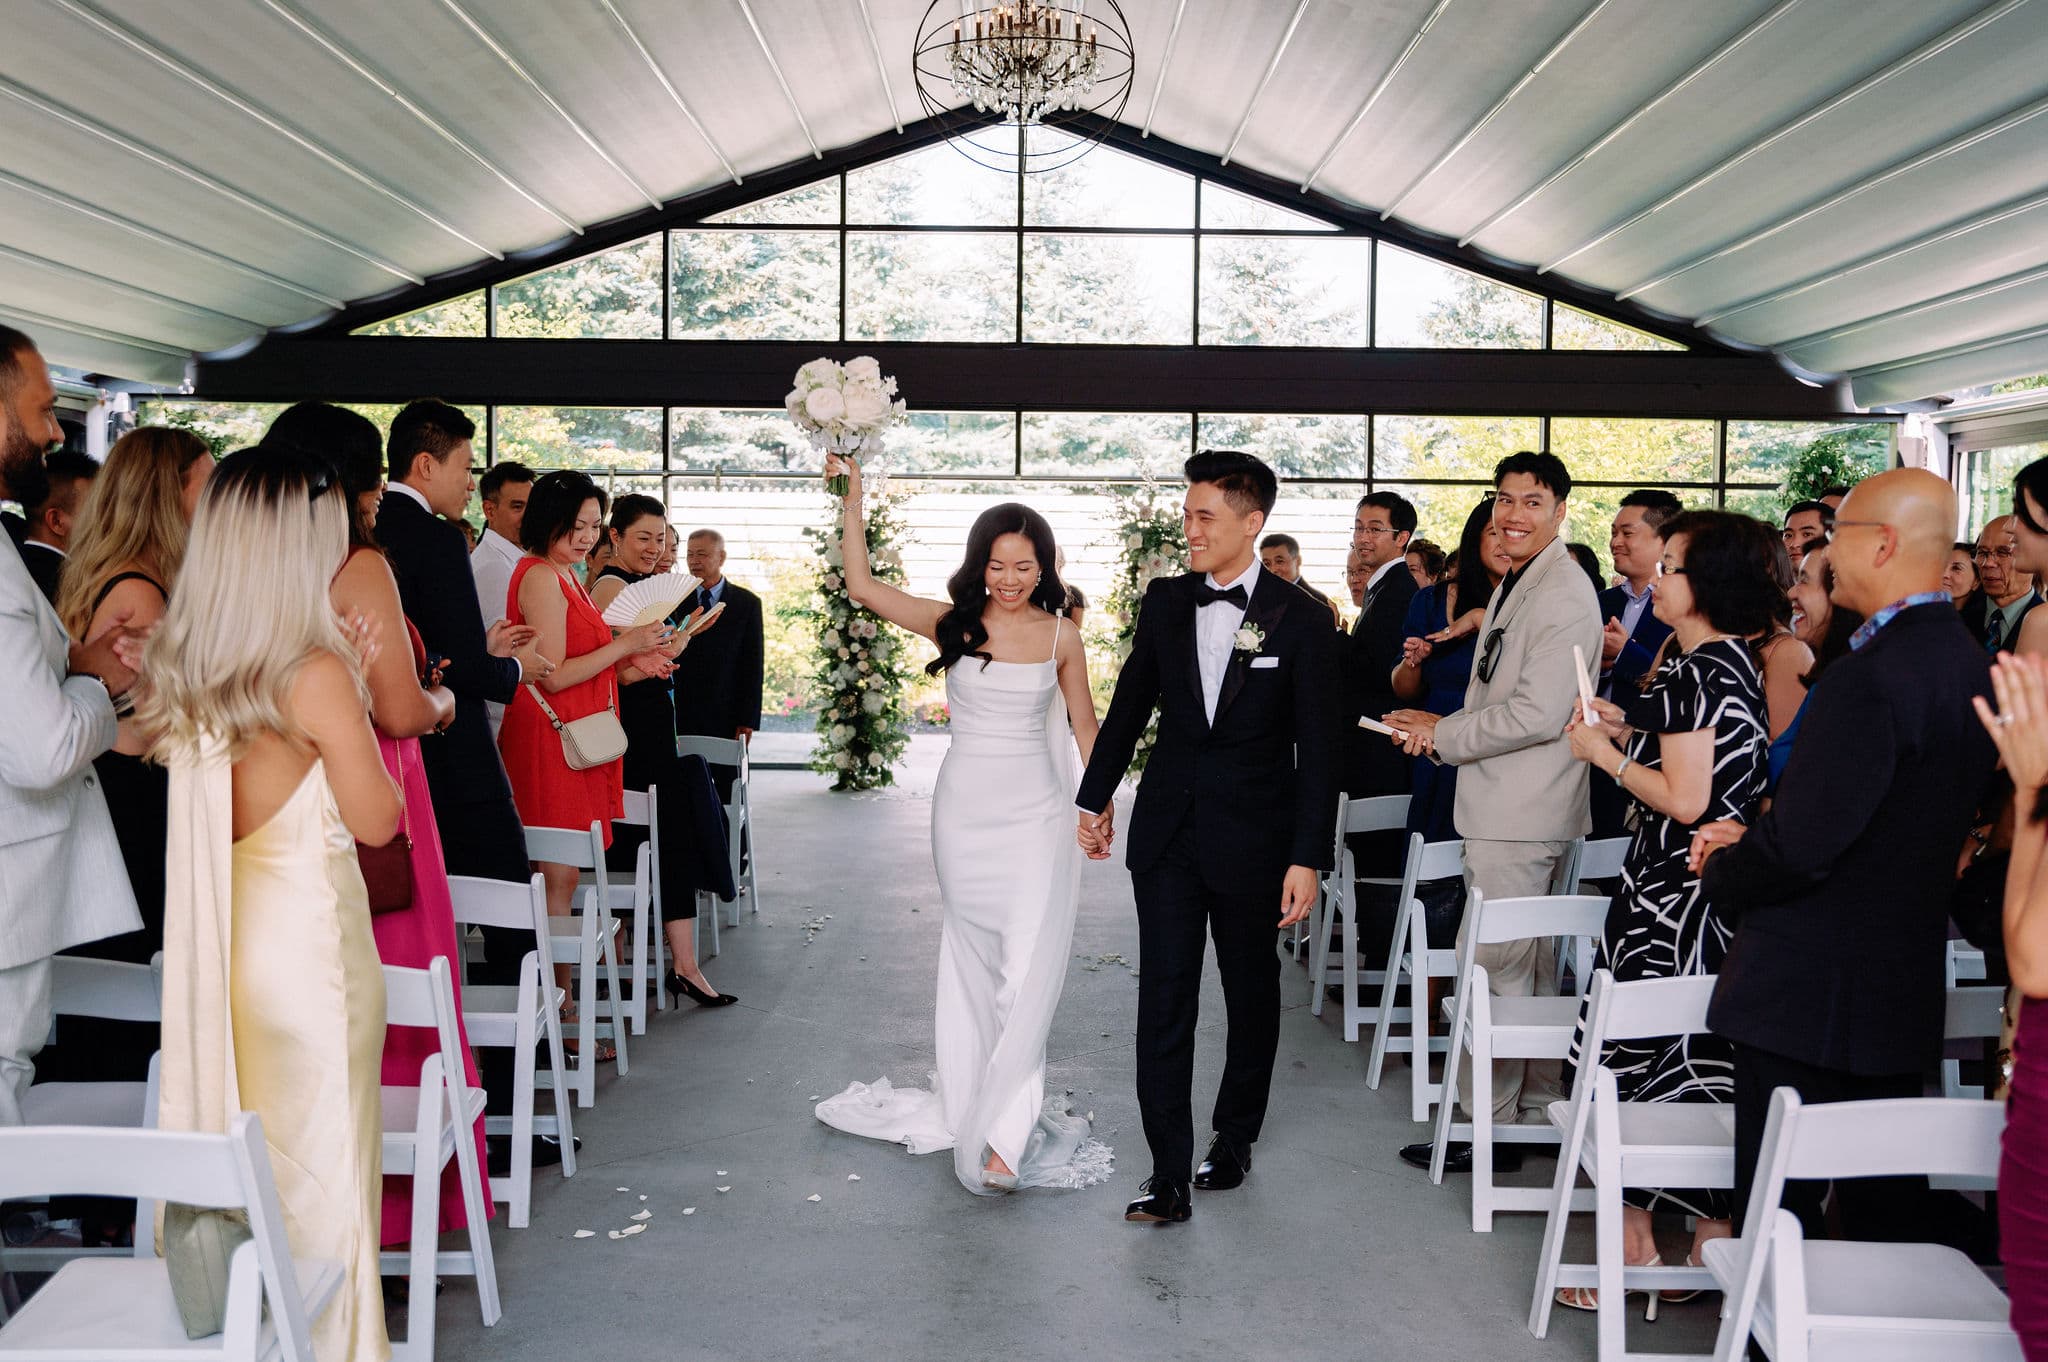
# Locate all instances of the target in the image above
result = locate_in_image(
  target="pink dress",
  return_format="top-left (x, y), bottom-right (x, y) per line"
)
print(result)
top-left (371, 617), bottom-right (493, 1245)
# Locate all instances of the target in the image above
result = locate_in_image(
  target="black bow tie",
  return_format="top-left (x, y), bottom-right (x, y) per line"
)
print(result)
top-left (1194, 582), bottom-right (1248, 609)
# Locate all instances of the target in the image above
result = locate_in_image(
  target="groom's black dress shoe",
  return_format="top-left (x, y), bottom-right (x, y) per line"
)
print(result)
top-left (1399, 1140), bottom-right (1520, 1174)
top-left (1124, 1177), bottom-right (1193, 1224)
top-left (1193, 1135), bottom-right (1250, 1191)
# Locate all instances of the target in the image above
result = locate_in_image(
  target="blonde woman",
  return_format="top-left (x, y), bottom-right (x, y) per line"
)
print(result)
top-left (146, 446), bottom-right (400, 1362)
top-left (36, 427), bottom-right (210, 1090)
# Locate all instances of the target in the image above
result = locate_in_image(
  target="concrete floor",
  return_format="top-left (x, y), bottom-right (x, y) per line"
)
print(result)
top-left (431, 737), bottom-right (1721, 1362)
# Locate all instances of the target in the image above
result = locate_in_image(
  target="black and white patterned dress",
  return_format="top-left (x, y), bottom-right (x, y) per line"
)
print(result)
top-left (1602, 637), bottom-right (1768, 1220)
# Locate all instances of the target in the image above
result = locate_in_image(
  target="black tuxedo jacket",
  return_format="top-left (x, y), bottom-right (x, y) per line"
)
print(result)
top-left (375, 493), bottom-right (522, 808)
top-left (1343, 565), bottom-right (1417, 796)
top-left (672, 581), bottom-right (765, 737)
top-left (1077, 569), bottom-right (1342, 894)
top-left (1957, 588), bottom-right (1990, 641)
top-left (18, 541), bottom-right (62, 605)
top-left (1703, 603), bottom-right (1997, 1075)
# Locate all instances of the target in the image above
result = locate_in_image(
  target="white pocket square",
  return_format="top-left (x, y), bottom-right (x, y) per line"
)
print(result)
top-left (1250, 656), bottom-right (1280, 669)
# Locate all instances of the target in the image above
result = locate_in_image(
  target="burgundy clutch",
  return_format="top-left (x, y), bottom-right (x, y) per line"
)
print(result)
top-left (356, 834), bottom-right (415, 915)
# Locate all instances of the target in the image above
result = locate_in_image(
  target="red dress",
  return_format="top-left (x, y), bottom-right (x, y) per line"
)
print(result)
top-left (497, 558), bottom-right (624, 846)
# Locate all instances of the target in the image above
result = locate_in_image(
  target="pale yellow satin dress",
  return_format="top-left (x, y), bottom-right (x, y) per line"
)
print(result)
top-left (162, 754), bottom-right (389, 1362)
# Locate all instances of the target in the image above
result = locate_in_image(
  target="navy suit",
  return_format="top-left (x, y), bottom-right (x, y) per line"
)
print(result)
top-left (1591, 582), bottom-right (1673, 838)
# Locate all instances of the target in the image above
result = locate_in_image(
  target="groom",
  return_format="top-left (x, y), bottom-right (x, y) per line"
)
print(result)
top-left (1077, 450), bottom-right (1342, 1224)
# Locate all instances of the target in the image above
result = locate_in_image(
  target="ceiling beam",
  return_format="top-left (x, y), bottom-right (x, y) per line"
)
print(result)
top-left (852, 0), bottom-right (903, 135)
top-left (1140, 0), bottom-right (1191, 137)
top-left (1299, 0), bottom-right (1452, 193)
top-left (0, 166), bottom-right (343, 309)
top-left (1454, 0), bottom-right (1804, 248)
top-left (1378, 0), bottom-right (1617, 222)
top-left (1783, 257), bottom-right (2048, 355)
top-left (193, 337), bottom-right (1853, 419)
top-left (595, 0), bottom-right (740, 185)
top-left (254, 0), bottom-right (582, 235)
top-left (0, 302), bottom-right (197, 360)
top-left (48, 0), bottom-right (504, 262)
top-left (1219, 0), bottom-right (1312, 167)
top-left (1617, 91), bottom-right (2048, 303)
top-left (432, 0), bottom-right (662, 211)
top-left (1697, 183), bottom-right (2048, 328)
top-left (1538, 0), bottom-right (2029, 275)
top-left (732, 0), bottom-right (822, 159)
top-left (0, 76), bottom-right (422, 284)
top-left (1849, 318), bottom-right (2048, 379)
top-left (0, 240), bottom-right (260, 330)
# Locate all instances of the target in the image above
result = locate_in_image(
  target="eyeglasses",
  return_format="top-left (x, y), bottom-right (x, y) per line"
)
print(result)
top-left (1476, 626), bottom-right (1508, 683)
top-left (1975, 546), bottom-right (2016, 562)
top-left (1354, 525), bottom-right (1400, 540)
top-left (1654, 561), bottom-right (1688, 578)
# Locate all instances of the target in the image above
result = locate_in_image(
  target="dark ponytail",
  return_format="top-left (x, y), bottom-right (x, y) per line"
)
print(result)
top-left (927, 502), bottom-right (1067, 674)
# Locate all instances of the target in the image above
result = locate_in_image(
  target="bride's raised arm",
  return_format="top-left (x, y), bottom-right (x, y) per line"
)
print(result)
top-left (826, 453), bottom-right (948, 642)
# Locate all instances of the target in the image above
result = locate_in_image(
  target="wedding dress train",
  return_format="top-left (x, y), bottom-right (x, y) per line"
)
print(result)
top-left (815, 620), bottom-right (1112, 1194)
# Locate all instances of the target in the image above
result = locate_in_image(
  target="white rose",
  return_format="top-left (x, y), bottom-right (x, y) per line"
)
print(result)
top-left (858, 660), bottom-right (870, 672)
top-left (822, 629), bottom-right (841, 649)
top-left (830, 751), bottom-right (852, 770)
top-left (1233, 626), bottom-right (1262, 653)
top-left (871, 635), bottom-right (892, 659)
top-left (861, 691), bottom-right (885, 714)
top-left (1126, 532), bottom-right (1143, 549)
top-left (804, 386), bottom-right (846, 425)
top-left (841, 384), bottom-right (889, 427)
top-left (823, 543), bottom-right (843, 567)
top-left (843, 356), bottom-right (882, 384)
top-left (875, 548), bottom-right (902, 568)
top-left (867, 751), bottom-right (885, 768)
top-left (828, 723), bottom-right (851, 743)
top-left (796, 358), bottom-right (840, 389)
top-left (837, 647), bottom-right (850, 660)
top-left (822, 572), bottom-right (841, 590)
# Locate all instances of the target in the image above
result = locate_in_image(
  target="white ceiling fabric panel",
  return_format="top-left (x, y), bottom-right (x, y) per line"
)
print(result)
top-left (0, 0), bottom-right (2044, 404)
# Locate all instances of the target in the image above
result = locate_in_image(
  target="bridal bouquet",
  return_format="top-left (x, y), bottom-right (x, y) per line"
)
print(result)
top-left (785, 356), bottom-right (908, 497)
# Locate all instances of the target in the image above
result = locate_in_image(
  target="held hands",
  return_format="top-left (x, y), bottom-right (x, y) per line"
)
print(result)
top-left (1277, 866), bottom-right (1319, 929)
top-left (1686, 820), bottom-right (1747, 875)
top-left (1977, 652), bottom-right (2048, 793)
top-left (1077, 807), bottom-right (1115, 859)
top-left (485, 619), bottom-right (538, 659)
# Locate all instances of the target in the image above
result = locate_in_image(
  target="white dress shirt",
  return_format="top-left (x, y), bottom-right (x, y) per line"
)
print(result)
top-left (464, 518), bottom-right (527, 736)
top-left (1196, 558), bottom-right (1261, 724)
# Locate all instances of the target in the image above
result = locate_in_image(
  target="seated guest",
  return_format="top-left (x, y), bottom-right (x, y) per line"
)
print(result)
top-left (17, 450), bottom-right (99, 603)
top-left (1975, 513), bottom-right (2039, 651)
top-left (0, 325), bottom-right (140, 1125)
top-left (1391, 499), bottom-right (1500, 842)
top-left (1944, 539), bottom-right (1980, 609)
top-left (1405, 538), bottom-right (1445, 589)
top-left (1693, 469), bottom-right (1997, 1242)
top-left (1260, 532), bottom-right (1343, 628)
top-left (148, 446), bottom-right (399, 1362)
top-left (38, 427), bottom-right (210, 1087)
top-left (501, 471), bottom-right (671, 1045)
top-left (587, 495), bottom-right (733, 1007)
top-left (1780, 498), bottom-right (1833, 566)
top-left (1566, 541), bottom-right (1604, 593)
top-left (674, 528), bottom-right (766, 800)
top-left (471, 460), bottom-right (533, 736)
top-left (1556, 510), bottom-right (1775, 1306)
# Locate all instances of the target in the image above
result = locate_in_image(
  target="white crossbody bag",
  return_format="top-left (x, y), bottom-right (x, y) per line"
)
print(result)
top-left (525, 684), bottom-right (628, 770)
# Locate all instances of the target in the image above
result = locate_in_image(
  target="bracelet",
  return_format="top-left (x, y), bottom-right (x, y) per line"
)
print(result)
top-left (1612, 754), bottom-right (1631, 783)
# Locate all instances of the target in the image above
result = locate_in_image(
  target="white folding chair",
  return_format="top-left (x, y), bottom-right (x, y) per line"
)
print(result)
top-left (378, 957), bottom-right (502, 1362)
top-left (1704, 1091), bottom-right (2018, 1362)
top-left (0, 1115), bottom-right (335, 1362)
top-left (1566, 835), bottom-right (1631, 890)
top-left (1528, 970), bottom-right (1732, 1360)
top-left (616, 787), bottom-right (669, 1027)
top-left (677, 734), bottom-right (758, 930)
top-left (1948, 940), bottom-right (1989, 986)
top-left (448, 874), bottom-right (578, 1229)
top-left (523, 821), bottom-right (630, 1106)
top-left (19, 954), bottom-right (162, 1129)
top-left (1944, 985), bottom-right (2007, 1103)
top-left (1308, 793), bottom-right (1410, 1040)
top-left (1365, 836), bottom-right (1468, 1122)
top-left (1429, 890), bottom-right (1609, 1231)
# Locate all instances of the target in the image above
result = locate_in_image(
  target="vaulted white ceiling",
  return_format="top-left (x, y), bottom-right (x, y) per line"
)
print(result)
top-left (4, 0), bottom-right (2047, 405)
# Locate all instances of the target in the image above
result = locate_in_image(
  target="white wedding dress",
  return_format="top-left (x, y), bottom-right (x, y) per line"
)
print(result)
top-left (815, 618), bottom-right (1113, 1194)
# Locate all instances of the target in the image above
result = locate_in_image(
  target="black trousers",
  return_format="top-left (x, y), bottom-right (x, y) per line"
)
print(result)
top-left (1132, 826), bottom-right (1284, 1183)
top-left (1731, 1042), bottom-right (1996, 1259)
top-left (434, 791), bottom-right (532, 1118)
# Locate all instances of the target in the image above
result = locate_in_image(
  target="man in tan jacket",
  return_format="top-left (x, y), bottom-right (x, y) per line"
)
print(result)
top-left (1385, 450), bottom-right (1603, 1172)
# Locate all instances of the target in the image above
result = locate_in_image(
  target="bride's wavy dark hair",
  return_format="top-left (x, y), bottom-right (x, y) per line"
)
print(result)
top-left (927, 502), bottom-right (1067, 675)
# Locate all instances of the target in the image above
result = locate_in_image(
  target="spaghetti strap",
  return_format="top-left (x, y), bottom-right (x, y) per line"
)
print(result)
top-left (1049, 613), bottom-right (1061, 662)
top-left (90, 570), bottom-right (167, 617)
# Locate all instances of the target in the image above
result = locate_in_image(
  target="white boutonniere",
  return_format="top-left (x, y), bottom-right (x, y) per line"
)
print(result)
top-left (1232, 623), bottom-right (1266, 656)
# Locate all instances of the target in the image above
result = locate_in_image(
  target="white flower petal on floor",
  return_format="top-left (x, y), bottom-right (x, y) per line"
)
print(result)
top-left (717, 1186), bottom-right (731, 1193)
top-left (806, 1194), bottom-right (822, 1202)
top-left (573, 1230), bottom-right (595, 1239)
top-left (682, 1208), bottom-right (695, 1215)
top-left (631, 1210), bottom-right (651, 1221)
top-left (847, 1174), bottom-right (861, 1181)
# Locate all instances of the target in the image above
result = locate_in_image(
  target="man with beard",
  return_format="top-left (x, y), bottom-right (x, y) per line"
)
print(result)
top-left (0, 325), bottom-right (142, 1123)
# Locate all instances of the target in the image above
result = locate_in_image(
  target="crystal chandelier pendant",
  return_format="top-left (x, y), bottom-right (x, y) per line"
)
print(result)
top-left (914, 0), bottom-right (1134, 172)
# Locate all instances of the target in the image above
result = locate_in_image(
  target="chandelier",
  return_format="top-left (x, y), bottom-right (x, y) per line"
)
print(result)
top-left (913, 1), bottom-right (1135, 173)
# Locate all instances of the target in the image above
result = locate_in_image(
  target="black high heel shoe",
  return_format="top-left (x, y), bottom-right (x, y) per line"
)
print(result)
top-left (667, 971), bottom-right (738, 1007)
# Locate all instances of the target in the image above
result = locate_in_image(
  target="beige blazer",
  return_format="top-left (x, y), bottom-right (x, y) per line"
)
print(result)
top-left (0, 538), bottom-right (140, 971)
top-left (1433, 534), bottom-right (1605, 843)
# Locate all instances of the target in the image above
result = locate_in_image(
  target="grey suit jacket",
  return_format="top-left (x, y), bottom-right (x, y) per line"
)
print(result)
top-left (0, 537), bottom-right (138, 971)
top-left (1432, 535), bottom-right (1604, 844)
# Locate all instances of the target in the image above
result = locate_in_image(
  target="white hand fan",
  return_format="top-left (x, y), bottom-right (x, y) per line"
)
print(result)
top-left (601, 573), bottom-right (699, 628)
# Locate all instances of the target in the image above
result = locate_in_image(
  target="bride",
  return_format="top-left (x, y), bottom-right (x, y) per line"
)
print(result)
top-left (812, 455), bottom-right (1113, 1194)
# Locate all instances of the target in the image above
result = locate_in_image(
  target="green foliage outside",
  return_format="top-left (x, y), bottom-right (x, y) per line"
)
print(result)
top-left (788, 489), bottom-right (916, 790)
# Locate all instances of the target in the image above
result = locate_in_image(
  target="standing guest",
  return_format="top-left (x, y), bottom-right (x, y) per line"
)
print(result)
top-left (587, 494), bottom-right (733, 1007)
top-left (1818, 484), bottom-right (1851, 513)
top-left (1555, 511), bottom-right (1774, 1305)
top-left (0, 325), bottom-right (141, 1125)
top-left (1593, 490), bottom-right (1682, 837)
top-left (38, 427), bottom-right (210, 1088)
top-left (501, 471), bottom-right (670, 1038)
top-left (1056, 548), bottom-right (1089, 630)
top-left (1405, 539), bottom-right (1446, 590)
top-left (2006, 464), bottom-right (2048, 660)
top-left (1566, 542), bottom-right (1605, 593)
top-left (1978, 513), bottom-right (2041, 653)
top-left (458, 519), bottom-right (478, 548)
top-left (148, 445), bottom-right (398, 1362)
top-left (1692, 469), bottom-right (1997, 1241)
top-left (261, 402), bottom-right (493, 1249)
top-left (583, 531), bottom-right (618, 586)
top-left (1780, 499), bottom-right (1833, 566)
top-left (1392, 500), bottom-right (1504, 842)
top-left (654, 523), bottom-right (679, 575)
top-left (1946, 540), bottom-right (1982, 611)
top-left (471, 460), bottom-right (534, 737)
top-left (673, 528), bottom-right (766, 799)
top-left (1345, 493), bottom-right (1419, 799)
top-left (1384, 452), bottom-right (1603, 1174)
top-left (17, 449), bottom-right (98, 603)
top-left (1344, 546), bottom-right (1369, 608)
top-left (1260, 532), bottom-right (1344, 628)
top-left (1744, 524), bottom-right (1817, 746)
top-left (1768, 545), bottom-right (1860, 790)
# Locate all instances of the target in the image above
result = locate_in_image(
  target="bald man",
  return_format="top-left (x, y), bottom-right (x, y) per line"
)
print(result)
top-left (1693, 470), bottom-right (1998, 1244)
